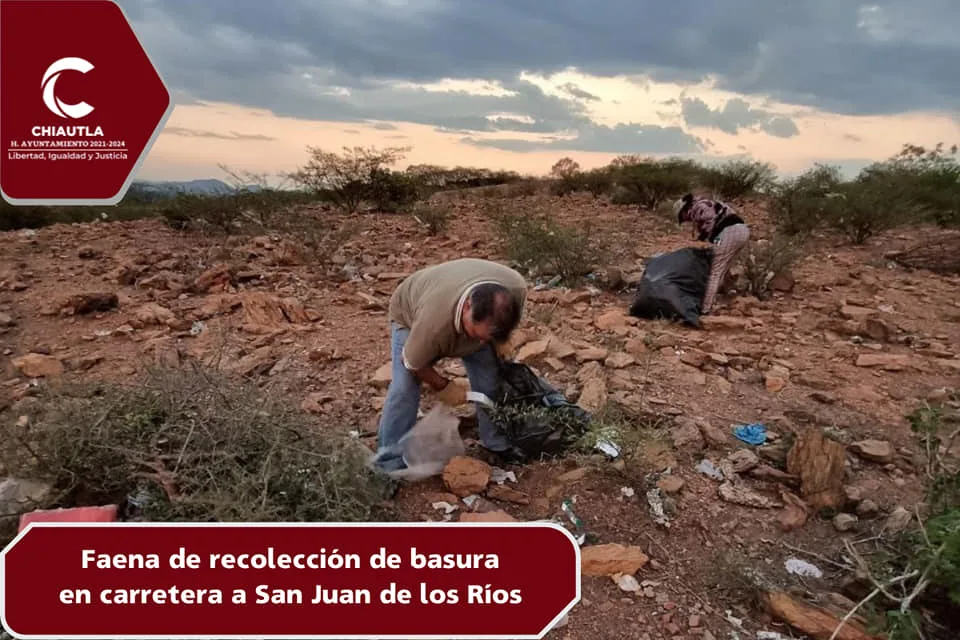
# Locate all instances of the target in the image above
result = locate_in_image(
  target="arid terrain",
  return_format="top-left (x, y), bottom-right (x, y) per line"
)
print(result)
top-left (2, 185), bottom-right (959, 640)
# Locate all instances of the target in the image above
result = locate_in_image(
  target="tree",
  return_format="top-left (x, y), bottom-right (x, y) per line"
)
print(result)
top-left (550, 157), bottom-right (581, 180)
top-left (287, 145), bottom-right (410, 213)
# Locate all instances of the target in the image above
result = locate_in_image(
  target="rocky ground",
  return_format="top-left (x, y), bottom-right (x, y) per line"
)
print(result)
top-left (2, 190), bottom-right (959, 640)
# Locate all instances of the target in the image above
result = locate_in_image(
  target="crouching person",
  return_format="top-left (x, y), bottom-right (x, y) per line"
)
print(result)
top-left (371, 258), bottom-right (529, 473)
top-left (674, 193), bottom-right (751, 314)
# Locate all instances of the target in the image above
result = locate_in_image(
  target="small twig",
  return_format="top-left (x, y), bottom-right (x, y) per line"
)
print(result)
top-left (900, 542), bottom-right (946, 614)
top-left (828, 587), bottom-right (880, 640)
top-left (843, 538), bottom-right (904, 602)
top-left (941, 426), bottom-right (960, 460)
top-left (644, 532), bottom-right (672, 564)
top-left (772, 540), bottom-right (853, 571)
top-left (915, 506), bottom-right (933, 550)
top-left (828, 568), bottom-right (919, 640)
top-left (174, 419), bottom-right (197, 474)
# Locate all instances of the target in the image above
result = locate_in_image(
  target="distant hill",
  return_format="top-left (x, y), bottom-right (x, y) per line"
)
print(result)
top-left (131, 179), bottom-right (240, 196)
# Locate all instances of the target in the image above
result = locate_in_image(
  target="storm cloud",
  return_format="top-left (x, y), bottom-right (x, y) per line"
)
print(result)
top-left (115, 0), bottom-right (960, 154)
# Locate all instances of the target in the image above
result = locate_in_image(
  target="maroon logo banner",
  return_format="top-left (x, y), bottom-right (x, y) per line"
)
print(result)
top-left (1, 522), bottom-right (580, 638)
top-left (0, 0), bottom-right (172, 206)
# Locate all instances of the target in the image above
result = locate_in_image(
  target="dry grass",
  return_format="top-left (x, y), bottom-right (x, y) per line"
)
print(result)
top-left (0, 363), bottom-right (391, 543)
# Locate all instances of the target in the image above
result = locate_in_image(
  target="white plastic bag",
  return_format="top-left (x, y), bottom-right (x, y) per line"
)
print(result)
top-left (385, 404), bottom-right (466, 482)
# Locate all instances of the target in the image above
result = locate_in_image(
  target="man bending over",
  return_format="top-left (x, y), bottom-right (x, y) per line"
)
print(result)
top-left (371, 258), bottom-right (528, 473)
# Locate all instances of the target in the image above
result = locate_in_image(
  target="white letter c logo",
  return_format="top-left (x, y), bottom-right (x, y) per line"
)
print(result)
top-left (41, 57), bottom-right (95, 119)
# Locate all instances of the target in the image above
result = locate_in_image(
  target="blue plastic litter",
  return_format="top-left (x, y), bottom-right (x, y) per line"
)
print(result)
top-left (733, 423), bottom-right (767, 446)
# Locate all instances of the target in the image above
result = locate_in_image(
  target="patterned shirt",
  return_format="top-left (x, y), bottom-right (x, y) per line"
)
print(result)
top-left (681, 199), bottom-right (736, 242)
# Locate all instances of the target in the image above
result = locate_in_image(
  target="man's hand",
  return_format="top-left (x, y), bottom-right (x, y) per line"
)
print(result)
top-left (437, 378), bottom-right (469, 407)
top-left (495, 338), bottom-right (515, 361)
top-left (494, 331), bottom-right (521, 361)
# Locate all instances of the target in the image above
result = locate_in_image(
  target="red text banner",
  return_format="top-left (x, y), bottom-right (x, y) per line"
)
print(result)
top-left (1, 522), bottom-right (580, 639)
top-left (0, 0), bottom-right (172, 205)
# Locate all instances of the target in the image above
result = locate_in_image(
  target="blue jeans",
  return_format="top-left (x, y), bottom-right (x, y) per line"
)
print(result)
top-left (373, 322), bottom-right (510, 471)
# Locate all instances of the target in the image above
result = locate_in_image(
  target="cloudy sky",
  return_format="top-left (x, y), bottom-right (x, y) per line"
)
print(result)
top-left (118, 0), bottom-right (960, 183)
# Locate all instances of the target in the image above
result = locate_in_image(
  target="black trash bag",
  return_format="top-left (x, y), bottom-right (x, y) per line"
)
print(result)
top-left (488, 360), bottom-right (592, 460)
top-left (628, 246), bottom-right (713, 327)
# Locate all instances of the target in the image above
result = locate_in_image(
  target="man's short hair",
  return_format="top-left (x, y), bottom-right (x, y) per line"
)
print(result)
top-left (470, 283), bottom-right (521, 342)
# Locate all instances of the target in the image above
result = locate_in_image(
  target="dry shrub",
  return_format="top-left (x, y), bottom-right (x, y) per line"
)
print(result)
top-left (289, 212), bottom-right (356, 265)
top-left (0, 364), bottom-right (390, 532)
top-left (411, 202), bottom-right (451, 235)
top-left (490, 208), bottom-right (597, 283)
top-left (887, 231), bottom-right (960, 275)
top-left (498, 179), bottom-right (542, 198)
top-left (700, 159), bottom-right (777, 200)
top-left (740, 233), bottom-right (804, 299)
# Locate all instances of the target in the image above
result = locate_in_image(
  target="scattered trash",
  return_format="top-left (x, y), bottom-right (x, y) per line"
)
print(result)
top-left (784, 557), bottom-right (822, 579)
top-left (462, 495), bottom-right (479, 508)
top-left (724, 611), bottom-right (744, 628)
top-left (190, 321), bottom-right (206, 336)
top-left (718, 482), bottom-right (781, 509)
top-left (431, 501), bottom-right (458, 515)
top-left (561, 498), bottom-right (587, 545)
top-left (348, 430), bottom-right (361, 438)
top-left (532, 275), bottom-right (564, 291)
top-left (756, 632), bottom-right (792, 640)
top-left (620, 486), bottom-right (635, 499)
top-left (615, 573), bottom-right (641, 593)
top-left (733, 423), bottom-right (767, 446)
top-left (646, 488), bottom-right (670, 528)
top-left (124, 486), bottom-right (153, 520)
top-left (376, 405), bottom-right (465, 482)
top-left (93, 329), bottom-right (112, 338)
top-left (696, 459), bottom-right (725, 481)
top-left (489, 467), bottom-right (517, 485)
top-left (595, 439), bottom-right (621, 458)
top-left (823, 425), bottom-right (852, 444)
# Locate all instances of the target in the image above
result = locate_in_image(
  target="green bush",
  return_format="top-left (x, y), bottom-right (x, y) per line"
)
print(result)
top-left (581, 167), bottom-right (615, 197)
top-left (610, 158), bottom-right (699, 210)
top-left (860, 143), bottom-right (960, 228)
top-left (367, 168), bottom-right (421, 213)
top-left (699, 159), bottom-right (777, 200)
top-left (548, 157), bottom-right (583, 197)
top-left (844, 402), bottom-right (960, 640)
top-left (768, 164), bottom-right (844, 237)
top-left (491, 210), bottom-right (596, 283)
top-left (824, 173), bottom-right (926, 245)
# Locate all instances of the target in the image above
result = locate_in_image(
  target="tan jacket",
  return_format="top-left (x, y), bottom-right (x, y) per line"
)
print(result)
top-left (388, 258), bottom-right (527, 370)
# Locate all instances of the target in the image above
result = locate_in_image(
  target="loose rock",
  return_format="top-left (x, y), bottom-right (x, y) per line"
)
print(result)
top-left (671, 418), bottom-right (705, 450)
top-left (443, 456), bottom-right (492, 497)
top-left (726, 449), bottom-right (760, 473)
top-left (656, 476), bottom-right (685, 494)
top-left (856, 500), bottom-right (879, 517)
top-left (884, 506), bottom-right (913, 533)
top-left (12, 353), bottom-right (64, 378)
top-left (850, 440), bottom-right (894, 464)
top-left (832, 513), bottom-right (859, 532)
top-left (581, 543), bottom-right (650, 577)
